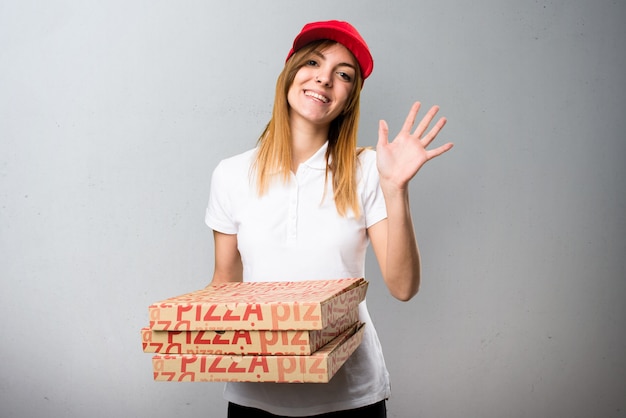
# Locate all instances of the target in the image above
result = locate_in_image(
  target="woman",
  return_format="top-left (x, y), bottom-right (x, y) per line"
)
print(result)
top-left (206, 20), bottom-right (453, 418)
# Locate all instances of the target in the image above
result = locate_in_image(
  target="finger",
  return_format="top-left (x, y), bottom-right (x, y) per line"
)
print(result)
top-left (425, 142), bottom-right (454, 160)
top-left (401, 102), bottom-right (422, 134)
top-left (421, 116), bottom-right (447, 148)
top-left (412, 105), bottom-right (440, 138)
top-left (377, 119), bottom-right (389, 148)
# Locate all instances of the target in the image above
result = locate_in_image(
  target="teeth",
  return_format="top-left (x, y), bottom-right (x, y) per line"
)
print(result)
top-left (305, 91), bottom-right (330, 103)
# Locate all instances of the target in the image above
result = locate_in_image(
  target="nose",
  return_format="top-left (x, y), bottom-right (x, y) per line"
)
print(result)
top-left (315, 70), bottom-right (332, 87)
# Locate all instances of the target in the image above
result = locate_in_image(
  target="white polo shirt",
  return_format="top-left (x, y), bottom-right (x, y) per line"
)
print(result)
top-left (206, 141), bottom-right (391, 416)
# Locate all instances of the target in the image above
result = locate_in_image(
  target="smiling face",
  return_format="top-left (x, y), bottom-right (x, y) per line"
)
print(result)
top-left (286, 42), bottom-right (358, 130)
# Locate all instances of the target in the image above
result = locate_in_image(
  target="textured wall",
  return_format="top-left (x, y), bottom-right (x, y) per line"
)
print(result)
top-left (1, 1), bottom-right (624, 417)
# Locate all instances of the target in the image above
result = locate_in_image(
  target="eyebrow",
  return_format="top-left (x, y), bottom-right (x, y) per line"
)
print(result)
top-left (311, 50), bottom-right (357, 71)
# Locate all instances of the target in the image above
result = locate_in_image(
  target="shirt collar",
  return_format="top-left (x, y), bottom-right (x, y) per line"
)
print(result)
top-left (300, 141), bottom-right (329, 170)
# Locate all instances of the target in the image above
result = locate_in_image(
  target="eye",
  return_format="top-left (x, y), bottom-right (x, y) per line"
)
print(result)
top-left (336, 71), bottom-right (353, 82)
top-left (306, 59), bottom-right (318, 67)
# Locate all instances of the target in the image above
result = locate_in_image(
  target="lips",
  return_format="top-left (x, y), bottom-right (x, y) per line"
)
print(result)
top-left (304, 90), bottom-right (330, 103)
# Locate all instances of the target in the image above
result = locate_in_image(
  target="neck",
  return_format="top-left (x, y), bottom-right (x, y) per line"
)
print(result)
top-left (289, 118), bottom-right (329, 171)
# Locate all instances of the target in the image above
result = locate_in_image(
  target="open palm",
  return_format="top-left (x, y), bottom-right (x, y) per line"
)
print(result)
top-left (376, 102), bottom-right (453, 189)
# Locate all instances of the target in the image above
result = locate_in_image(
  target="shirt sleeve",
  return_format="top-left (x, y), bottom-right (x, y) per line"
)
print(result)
top-left (205, 160), bottom-right (238, 234)
top-left (360, 150), bottom-right (387, 228)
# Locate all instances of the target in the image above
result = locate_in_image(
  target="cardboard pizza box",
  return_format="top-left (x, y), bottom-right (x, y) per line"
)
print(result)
top-left (148, 278), bottom-right (367, 331)
top-left (151, 322), bottom-right (365, 383)
top-left (142, 308), bottom-right (359, 355)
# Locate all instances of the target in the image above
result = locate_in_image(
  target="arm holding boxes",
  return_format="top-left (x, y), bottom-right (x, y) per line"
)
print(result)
top-left (210, 230), bottom-right (243, 285)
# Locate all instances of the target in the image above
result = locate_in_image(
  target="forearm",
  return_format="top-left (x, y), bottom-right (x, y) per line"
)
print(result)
top-left (210, 263), bottom-right (243, 285)
top-left (208, 231), bottom-right (244, 287)
top-left (380, 185), bottom-right (421, 301)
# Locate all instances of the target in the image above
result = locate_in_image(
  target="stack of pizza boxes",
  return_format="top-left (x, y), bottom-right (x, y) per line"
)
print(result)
top-left (141, 278), bottom-right (368, 383)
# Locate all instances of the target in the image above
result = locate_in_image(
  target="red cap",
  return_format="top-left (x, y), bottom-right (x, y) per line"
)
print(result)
top-left (286, 20), bottom-right (374, 80)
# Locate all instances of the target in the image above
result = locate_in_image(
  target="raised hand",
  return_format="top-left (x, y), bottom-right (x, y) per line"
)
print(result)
top-left (376, 101), bottom-right (453, 190)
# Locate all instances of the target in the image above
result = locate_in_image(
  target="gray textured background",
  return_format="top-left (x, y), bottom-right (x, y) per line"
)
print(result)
top-left (1, 1), bottom-right (624, 417)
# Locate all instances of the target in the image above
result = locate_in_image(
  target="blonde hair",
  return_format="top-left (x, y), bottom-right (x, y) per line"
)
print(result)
top-left (253, 40), bottom-right (365, 217)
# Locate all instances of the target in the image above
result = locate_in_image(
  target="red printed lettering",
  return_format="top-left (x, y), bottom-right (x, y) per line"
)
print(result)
top-left (167, 330), bottom-right (184, 344)
top-left (203, 305), bottom-right (220, 321)
top-left (161, 371), bottom-right (176, 381)
top-left (277, 357), bottom-right (297, 381)
top-left (164, 343), bottom-right (179, 353)
top-left (153, 358), bottom-right (164, 371)
top-left (290, 331), bottom-right (307, 346)
top-left (259, 330), bottom-right (280, 354)
top-left (176, 304), bottom-right (193, 321)
top-left (223, 308), bottom-right (240, 321)
top-left (208, 357), bottom-right (227, 373)
top-left (193, 331), bottom-right (212, 345)
top-left (308, 357), bottom-right (325, 374)
top-left (156, 320), bottom-right (171, 330)
top-left (248, 356), bottom-right (269, 373)
top-left (292, 303), bottom-right (300, 321)
top-left (212, 332), bottom-right (229, 345)
top-left (232, 330), bottom-right (251, 345)
top-left (178, 372), bottom-right (195, 381)
top-left (173, 321), bottom-right (190, 331)
top-left (227, 360), bottom-right (246, 373)
top-left (180, 356), bottom-right (198, 372)
top-left (242, 304), bottom-right (263, 322)
top-left (303, 304), bottom-right (320, 322)
top-left (149, 307), bottom-right (160, 321)
top-left (270, 304), bottom-right (290, 329)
